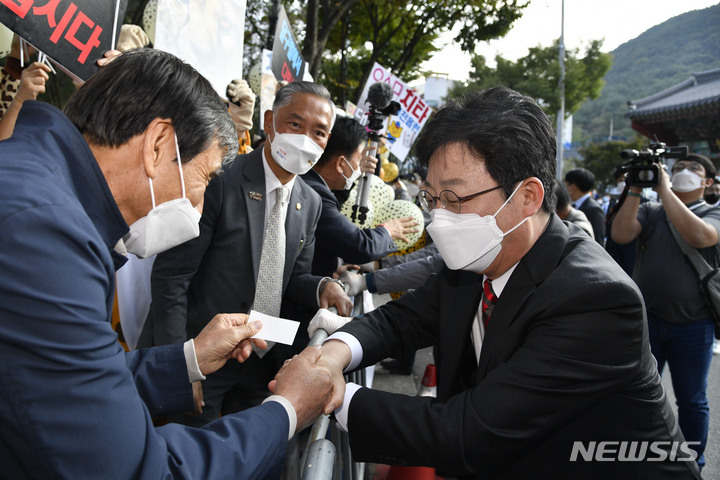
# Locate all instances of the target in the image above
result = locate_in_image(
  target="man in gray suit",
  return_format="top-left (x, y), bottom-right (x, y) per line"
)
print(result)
top-left (148, 82), bottom-right (352, 426)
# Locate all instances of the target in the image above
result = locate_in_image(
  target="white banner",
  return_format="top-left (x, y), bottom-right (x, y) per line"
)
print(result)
top-left (154, 0), bottom-right (245, 99)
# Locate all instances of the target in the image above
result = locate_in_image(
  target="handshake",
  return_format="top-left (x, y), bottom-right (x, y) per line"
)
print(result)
top-left (193, 310), bottom-right (354, 435)
top-left (269, 308), bottom-right (354, 432)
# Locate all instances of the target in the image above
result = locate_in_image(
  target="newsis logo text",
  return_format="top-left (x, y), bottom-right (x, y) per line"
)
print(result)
top-left (570, 441), bottom-right (700, 462)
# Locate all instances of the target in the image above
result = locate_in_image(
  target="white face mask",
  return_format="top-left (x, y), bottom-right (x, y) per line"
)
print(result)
top-left (269, 118), bottom-right (324, 175)
top-left (426, 183), bottom-right (528, 272)
top-left (341, 157), bottom-right (362, 190)
top-left (672, 168), bottom-right (702, 192)
top-left (671, 169), bottom-right (703, 193)
top-left (124, 134), bottom-right (201, 259)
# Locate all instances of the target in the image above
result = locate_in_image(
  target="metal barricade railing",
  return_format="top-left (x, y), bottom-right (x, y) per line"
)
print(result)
top-left (283, 295), bottom-right (368, 480)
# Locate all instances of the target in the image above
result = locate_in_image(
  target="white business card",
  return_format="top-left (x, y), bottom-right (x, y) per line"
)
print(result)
top-left (248, 310), bottom-right (300, 345)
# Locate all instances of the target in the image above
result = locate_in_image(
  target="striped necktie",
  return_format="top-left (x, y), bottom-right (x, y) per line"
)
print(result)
top-left (481, 278), bottom-right (497, 328)
top-left (252, 185), bottom-right (288, 357)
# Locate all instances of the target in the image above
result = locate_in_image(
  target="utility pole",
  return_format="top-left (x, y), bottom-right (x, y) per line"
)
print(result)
top-left (556, 0), bottom-right (565, 179)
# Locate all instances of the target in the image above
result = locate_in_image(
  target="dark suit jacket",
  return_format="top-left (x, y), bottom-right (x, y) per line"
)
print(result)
top-left (148, 148), bottom-right (323, 351)
top-left (578, 195), bottom-right (606, 245)
top-left (338, 215), bottom-right (700, 479)
top-left (301, 169), bottom-right (396, 278)
top-left (0, 102), bottom-right (289, 479)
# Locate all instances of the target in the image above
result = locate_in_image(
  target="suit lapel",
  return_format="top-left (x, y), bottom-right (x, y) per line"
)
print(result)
top-left (477, 215), bottom-right (569, 378)
top-left (241, 149), bottom-right (267, 279)
top-left (437, 272), bottom-right (483, 399)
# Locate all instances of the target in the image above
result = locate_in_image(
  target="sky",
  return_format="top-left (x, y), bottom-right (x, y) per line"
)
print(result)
top-left (420, 0), bottom-right (720, 81)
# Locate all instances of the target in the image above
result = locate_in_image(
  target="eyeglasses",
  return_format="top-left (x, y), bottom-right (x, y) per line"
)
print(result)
top-left (671, 162), bottom-right (704, 174)
top-left (418, 185), bottom-right (502, 214)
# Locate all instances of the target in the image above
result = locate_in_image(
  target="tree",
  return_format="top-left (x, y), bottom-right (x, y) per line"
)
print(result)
top-left (302, 0), bottom-right (359, 80)
top-left (452, 40), bottom-right (612, 124)
top-left (339, 0), bottom-right (528, 103)
top-left (317, 0), bottom-right (439, 103)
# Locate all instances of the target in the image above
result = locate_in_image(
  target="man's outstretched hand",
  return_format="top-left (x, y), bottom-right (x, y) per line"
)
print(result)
top-left (194, 313), bottom-right (267, 375)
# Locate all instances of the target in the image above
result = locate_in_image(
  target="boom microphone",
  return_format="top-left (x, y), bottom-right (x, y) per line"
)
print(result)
top-left (367, 82), bottom-right (393, 109)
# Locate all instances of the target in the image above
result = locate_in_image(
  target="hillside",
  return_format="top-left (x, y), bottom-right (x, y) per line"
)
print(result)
top-left (573, 3), bottom-right (720, 143)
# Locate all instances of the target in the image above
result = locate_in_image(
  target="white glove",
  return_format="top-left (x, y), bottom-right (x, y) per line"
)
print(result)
top-left (359, 261), bottom-right (376, 273)
top-left (308, 308), bottom-right (352, 337)
top-left (227, 79), bottom-right (256, 132)
top-left (116, 25), bottom-right (150, 52)
top-left (339, 270), bottom-right (367, 296)
top-left (227, 79), bottom-right (255, 106)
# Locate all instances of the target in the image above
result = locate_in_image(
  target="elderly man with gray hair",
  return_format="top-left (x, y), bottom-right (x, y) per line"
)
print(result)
top-left (147, 81), bottom-right (353, 426)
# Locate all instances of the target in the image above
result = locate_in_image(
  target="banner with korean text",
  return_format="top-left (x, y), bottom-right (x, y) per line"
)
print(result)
top-left (0, 0), bottom-right (127, 81)
top-left (271, 4), bottom-right (305, 83)
top-left (354, 62), bottom-right (432, 163)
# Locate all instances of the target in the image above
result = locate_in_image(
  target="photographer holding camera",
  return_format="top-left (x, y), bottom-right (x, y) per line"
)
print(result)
top-left (611, 151), bottom-right (720, 470)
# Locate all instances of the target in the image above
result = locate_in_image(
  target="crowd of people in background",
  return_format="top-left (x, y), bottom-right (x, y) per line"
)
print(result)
top-left (0, 20), bottom-right (715, 480)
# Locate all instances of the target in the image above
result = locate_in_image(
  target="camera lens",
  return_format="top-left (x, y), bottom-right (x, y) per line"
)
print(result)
top-left (638, 169), bottom-right (655, 182)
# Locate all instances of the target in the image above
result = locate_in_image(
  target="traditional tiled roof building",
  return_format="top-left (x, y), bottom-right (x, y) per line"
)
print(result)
top-left (627, 68), bottom-right (720, 158)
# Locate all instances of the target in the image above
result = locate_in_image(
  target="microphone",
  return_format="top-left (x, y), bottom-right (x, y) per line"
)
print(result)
top-left (367, 82), bottom-right (393, 110)
top-left (352, 82), bottom-right (393, 226)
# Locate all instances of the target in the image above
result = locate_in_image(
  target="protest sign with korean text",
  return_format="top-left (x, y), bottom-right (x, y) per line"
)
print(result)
top-left (271, 4), bottom-right (304, 83)
top-left (0, 0), bottom-right (127, 81)
top-left (355, 62), bottom-right (432, 163)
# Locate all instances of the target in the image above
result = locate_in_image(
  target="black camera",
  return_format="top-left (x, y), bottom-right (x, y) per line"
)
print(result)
top-left (364, 82), bottom-right (401, 135)
top-left (367, 101), bottom-right (401, 133)
top-left (618, 142), bottom-right (688, 188)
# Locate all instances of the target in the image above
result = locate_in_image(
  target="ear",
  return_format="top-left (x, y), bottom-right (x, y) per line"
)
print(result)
top-left (263, 110), bottom-right (274, 137)
top-left (335, 155), bottom-right (347, 175)
top-left (518, 177), bottom-right (545, 216)
top-left (141, 118), bottom-right (175, 179)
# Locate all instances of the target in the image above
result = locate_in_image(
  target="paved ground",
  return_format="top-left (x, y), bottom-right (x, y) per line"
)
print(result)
top-left (367, 293), bottom-right (720, 478)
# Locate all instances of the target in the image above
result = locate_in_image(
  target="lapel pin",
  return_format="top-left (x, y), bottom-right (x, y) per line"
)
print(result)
top-left (296, 203), bottom-right (301, 210)
top-left (249, 191), bottom-right (262, 201)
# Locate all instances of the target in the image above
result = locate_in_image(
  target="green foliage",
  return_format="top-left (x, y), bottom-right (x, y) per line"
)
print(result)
top-left (317, 0), bottom-right (529, 103)
top-left (452, 39), bottom-right (612, 124)
top-left (574, 4), bottom-right (720, 143)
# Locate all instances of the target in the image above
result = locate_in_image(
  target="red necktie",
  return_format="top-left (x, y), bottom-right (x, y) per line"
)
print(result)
top-left (481, 279), bottom-right (497, 328)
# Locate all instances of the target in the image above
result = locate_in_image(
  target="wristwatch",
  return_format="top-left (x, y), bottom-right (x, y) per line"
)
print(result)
top-left (319, 277), bottom-right (345, 296)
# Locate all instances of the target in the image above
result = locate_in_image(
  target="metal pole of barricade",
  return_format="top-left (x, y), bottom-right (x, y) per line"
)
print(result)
top-left (337, 294), bottom-right (367, 479)
top-left (292, 297), bottom-right (369, 480)
top-left (297, 328), bottom-right (334, 478)
top-left (302, 438), bottom-right (336, 480)
top-left (282, 326), bottom-right (333, 480)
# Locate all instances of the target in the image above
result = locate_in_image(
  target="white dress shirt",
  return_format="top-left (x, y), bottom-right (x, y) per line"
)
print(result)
top-left (573, 192), bottom-right (592, 209)
top-left (329, 264), bottom-right (518, 431)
